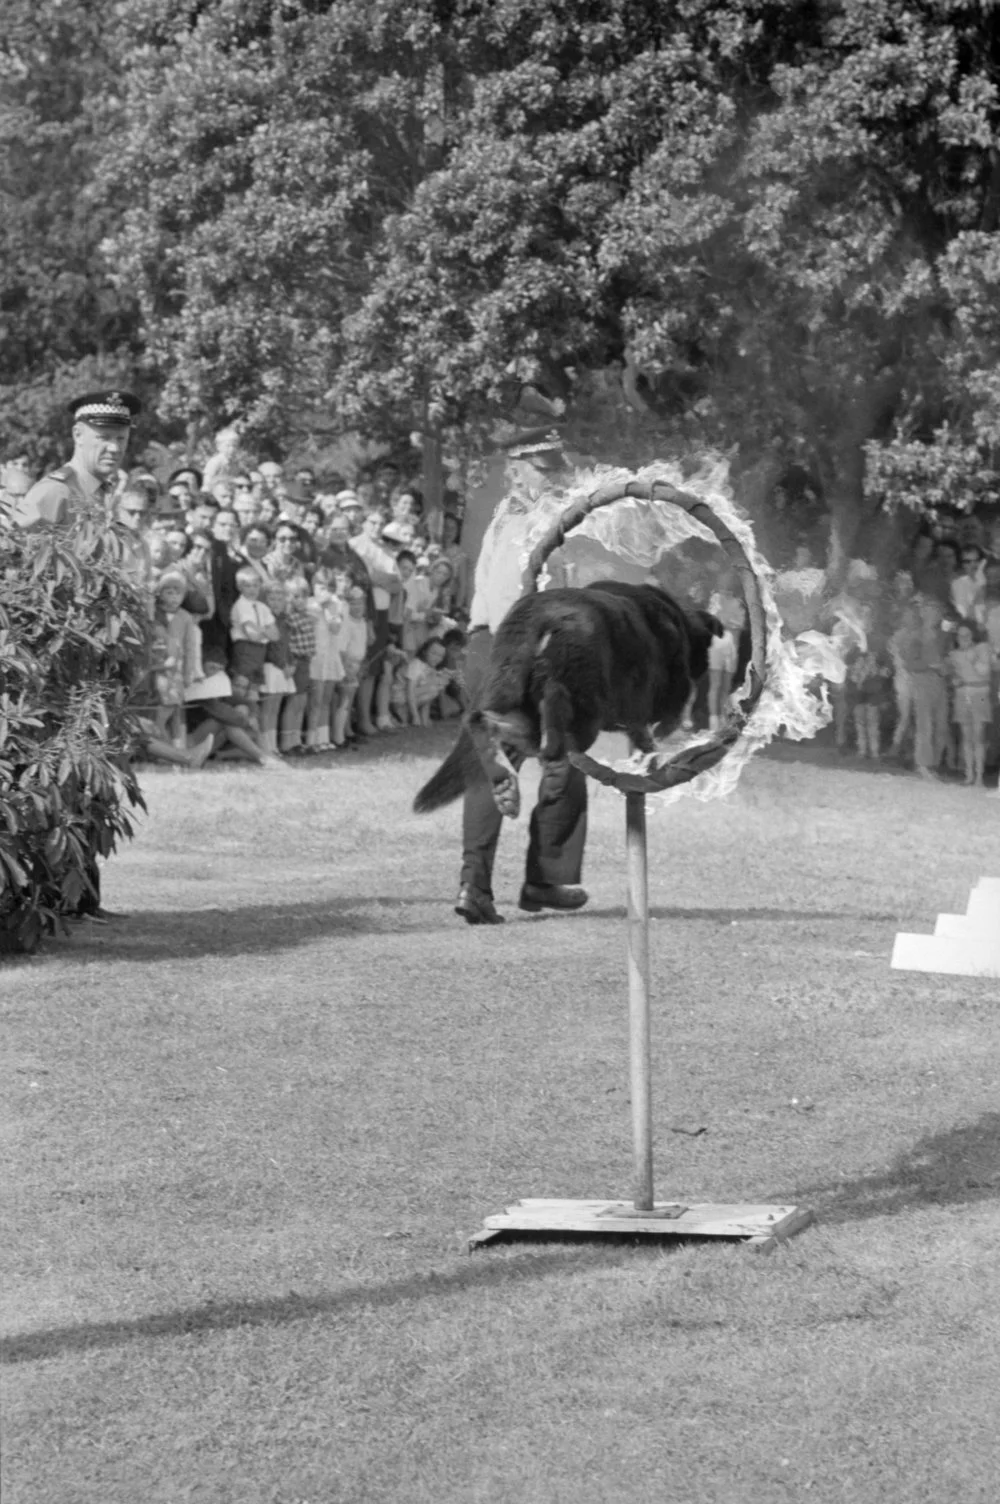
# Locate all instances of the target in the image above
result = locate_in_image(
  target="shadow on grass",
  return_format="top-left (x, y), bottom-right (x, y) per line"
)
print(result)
top-left (51, 897), bottom-right (900, 963)
top-left (2, 1243), bottom-right (634, 1366)
top-left (51, 896), bottom-right (454, 962)
top-left (585, 905), bottom-right (900, 924)
top-left (8, 1119), bottom-right (998, 1366)
top-left (792, 1111), bottom-right (1000, 1225)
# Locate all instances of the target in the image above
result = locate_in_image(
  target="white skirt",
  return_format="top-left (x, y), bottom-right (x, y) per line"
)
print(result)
top-left (262, 663), bottom-right (296, 695)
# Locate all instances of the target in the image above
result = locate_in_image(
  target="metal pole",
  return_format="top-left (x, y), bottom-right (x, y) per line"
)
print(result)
top-left (625, 791), bottom-right (654, 1211)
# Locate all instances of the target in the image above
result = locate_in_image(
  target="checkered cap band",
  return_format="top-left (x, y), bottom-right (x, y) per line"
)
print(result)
top-left (76, 399), bottom-right (133, 424)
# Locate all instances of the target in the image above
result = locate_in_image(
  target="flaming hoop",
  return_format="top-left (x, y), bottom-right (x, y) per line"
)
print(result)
top-left (525, 474), bottom-right (769, 794)
top-left (472, 460), bottom-right (819, 1252)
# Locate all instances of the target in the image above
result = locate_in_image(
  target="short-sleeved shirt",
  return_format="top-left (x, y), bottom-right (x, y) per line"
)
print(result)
top-left (11, 462), bottom-right (110, 531)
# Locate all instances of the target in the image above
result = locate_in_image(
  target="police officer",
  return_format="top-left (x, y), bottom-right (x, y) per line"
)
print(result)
top-left (12, 391), bottom-right (142, 922)
top-left (12, 390), bottom-right (141, 532)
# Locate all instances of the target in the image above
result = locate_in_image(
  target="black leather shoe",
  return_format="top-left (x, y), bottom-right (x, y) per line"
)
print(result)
top-left (518, 883), bottom-right (589, 914)
top-left (455, 885), bottom-right (505, 926)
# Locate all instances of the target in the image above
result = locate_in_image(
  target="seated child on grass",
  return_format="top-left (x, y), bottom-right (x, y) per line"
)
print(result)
top-left (390, 637), bottom-right (454, 727)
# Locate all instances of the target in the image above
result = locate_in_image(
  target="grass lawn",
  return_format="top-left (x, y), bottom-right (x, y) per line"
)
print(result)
top-left (3, 730), bottom-right (1000, 1503)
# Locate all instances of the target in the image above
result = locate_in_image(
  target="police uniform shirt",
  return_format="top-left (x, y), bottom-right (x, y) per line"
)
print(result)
top-left (12, 461), bottom-right (111, 532)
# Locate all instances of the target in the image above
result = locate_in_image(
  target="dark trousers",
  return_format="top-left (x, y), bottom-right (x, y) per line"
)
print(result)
top-left (73, 852), bottom-right (102, 916)
top-left (459, 629), bottom-right (587, 896)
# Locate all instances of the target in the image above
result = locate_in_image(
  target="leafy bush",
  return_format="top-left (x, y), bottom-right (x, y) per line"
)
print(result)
top-left (0, 513), bottom-right (150, 953)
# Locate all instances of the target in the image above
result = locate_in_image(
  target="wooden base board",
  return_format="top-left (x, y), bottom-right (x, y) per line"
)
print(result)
top-left (469, 1199), bottom-right (813, 1255)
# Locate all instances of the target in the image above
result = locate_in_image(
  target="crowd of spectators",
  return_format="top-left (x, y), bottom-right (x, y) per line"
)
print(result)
top-left (23, 445), bottom-right (475, 773)
top-left (768, 519), bottom-right (1000, 791)
top-left (4, 430), bottom-right (999, 790)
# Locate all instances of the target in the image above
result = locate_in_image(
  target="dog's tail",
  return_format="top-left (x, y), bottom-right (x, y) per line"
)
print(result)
top-left (413, 726), bottom-right (481, 813)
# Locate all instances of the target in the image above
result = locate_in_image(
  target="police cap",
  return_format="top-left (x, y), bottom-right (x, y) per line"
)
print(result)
top-left (69, 390), bottom-right (141, 428)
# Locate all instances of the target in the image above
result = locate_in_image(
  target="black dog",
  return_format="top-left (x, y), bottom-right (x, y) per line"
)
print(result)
top-left (414, 579), bottom-right (723, 818)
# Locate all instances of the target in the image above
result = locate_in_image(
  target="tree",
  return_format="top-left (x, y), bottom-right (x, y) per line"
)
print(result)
top-left (344, 0), bottom-right (1000, 561)
top-left (0, 1), bottom-right (145, 468)
top-left (104, 0), bottom-right (461, 448)
top-left (613, 0), bottom-right (1000, 561)
top-left (0, 516), bottom-right (149, 953)
top-left (104, 1), bottom-right (1000, 558)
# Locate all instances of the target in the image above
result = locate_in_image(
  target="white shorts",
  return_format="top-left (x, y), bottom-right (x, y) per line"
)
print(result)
top-left (708, 630), bottom-right (737, 674)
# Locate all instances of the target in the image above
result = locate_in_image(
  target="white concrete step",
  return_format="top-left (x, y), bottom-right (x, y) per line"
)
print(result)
top-left (891, 931), bottom-right (1000, 978)
top-left (965, 887), bottom-right (1000, 928)
top-left (933, 913), bottom-right (992, 939)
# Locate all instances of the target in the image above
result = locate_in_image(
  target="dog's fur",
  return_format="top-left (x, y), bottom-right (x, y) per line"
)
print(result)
top-left (414, 579), bottom-right (723, 817)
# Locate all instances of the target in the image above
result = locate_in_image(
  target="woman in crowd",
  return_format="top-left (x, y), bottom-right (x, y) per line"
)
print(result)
top-left (948, 619), bottom-right (993, 787)
top-left (264, 522), bottom-right (307, 583)
top-left (427, 556), bottom-right (457, 618)
top-left (238, 523), bottom-right (273, 582)
top-left (178, 529), bottom-right (216, 621)
top-left (348, 506), bottom-right (402, 736)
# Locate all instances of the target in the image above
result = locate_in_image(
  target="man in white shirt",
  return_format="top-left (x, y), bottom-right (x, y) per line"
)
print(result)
top-left (950, 543), bottom-right (986, 624)
top-left (455, 432), bottom-right (588, 925)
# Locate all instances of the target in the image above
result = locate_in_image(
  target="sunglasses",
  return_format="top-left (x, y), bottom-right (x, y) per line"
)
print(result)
top-left (121, 507), bottom-right (147, 517)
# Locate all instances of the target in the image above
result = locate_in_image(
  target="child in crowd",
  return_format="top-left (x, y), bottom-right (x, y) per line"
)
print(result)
top-left (306, 568), bottom-right (344, 752)
top-left (437, 627), bottom-right (468, 719)
top-left (333, 584), bottom-right (371, 746)
top-left (947, 620), bottom-right (992, 787)
top-left (844, 615), bottom-right (892, 760)
top-left (259, 580), bottom-right (296, 755)
top-left (397, 548), bottom-right (434, 654)
top-left (280, 576), bottom-right (316, 755)
top-left (398, 637), bottom-right (456, 726)
top-left (229, 565), bottom-right (278, 710)
top-left (153, 572), bottom-right (204, 746)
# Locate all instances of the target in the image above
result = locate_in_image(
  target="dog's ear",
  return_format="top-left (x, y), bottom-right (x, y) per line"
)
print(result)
top-left (696, 610), bottom-right (726, 640)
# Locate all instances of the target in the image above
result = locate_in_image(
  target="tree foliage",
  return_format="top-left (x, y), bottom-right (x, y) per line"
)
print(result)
top-left (0, 1), bottom-right (146, 467)
top-left (0, 517), bottom-right (149, 952)
top-left (5, 2), bottom-right (1000, 551)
